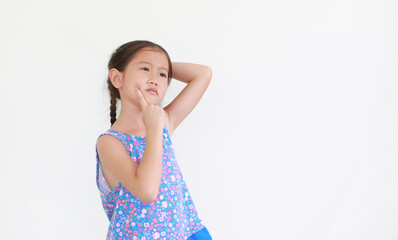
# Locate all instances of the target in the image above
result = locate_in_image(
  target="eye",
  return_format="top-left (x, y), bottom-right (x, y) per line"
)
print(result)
top-left (141, 67), bottom-right (149, 72)
top-left (160, 73), bottom-right (167, 78)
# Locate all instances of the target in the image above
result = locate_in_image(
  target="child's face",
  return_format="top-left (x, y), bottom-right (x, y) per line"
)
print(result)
top-left (121, 47), bottom-right (169, 106)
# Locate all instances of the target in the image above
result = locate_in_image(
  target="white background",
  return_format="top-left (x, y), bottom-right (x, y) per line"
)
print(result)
top-left (0, 0), bottom-right (397, 239)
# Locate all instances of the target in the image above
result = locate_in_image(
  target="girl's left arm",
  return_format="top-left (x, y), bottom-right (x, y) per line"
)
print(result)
top-left (164, 62), bottom-right (212, 135)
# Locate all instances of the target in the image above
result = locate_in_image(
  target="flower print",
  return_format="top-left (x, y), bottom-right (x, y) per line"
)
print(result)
top-left (96, 129), bottom-right (205, 238)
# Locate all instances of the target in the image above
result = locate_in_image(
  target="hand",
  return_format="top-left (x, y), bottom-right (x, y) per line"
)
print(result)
top-left (135, 87), bottom-right (166, 131)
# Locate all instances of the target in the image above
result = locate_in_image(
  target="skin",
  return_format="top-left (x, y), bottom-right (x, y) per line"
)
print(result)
top-left (96, 46), bottom-right (212, 203)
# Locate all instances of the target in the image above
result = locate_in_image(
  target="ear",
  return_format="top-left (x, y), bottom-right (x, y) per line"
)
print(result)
top-left (109, 68), bottom-right (123, 89)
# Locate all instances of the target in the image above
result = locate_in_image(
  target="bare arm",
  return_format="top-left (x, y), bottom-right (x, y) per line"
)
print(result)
top-left (164, 62), bottom-right (212, 135)
top-left (97, 125), bottom-right (163, 203)
top-left (135, 125), bottom-right (163, 201)
top-left (133, 87), bottom-right (166, 202)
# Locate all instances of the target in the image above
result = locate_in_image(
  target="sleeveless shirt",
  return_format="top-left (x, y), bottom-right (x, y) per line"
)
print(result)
top-left (95, 125), bottom-right (206, 239)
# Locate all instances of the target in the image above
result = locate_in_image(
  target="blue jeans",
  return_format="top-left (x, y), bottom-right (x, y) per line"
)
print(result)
top-left (187, 227), bottom-right (213, 240)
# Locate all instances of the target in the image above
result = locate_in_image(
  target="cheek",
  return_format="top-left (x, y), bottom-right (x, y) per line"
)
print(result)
top-left (135, 83), bottom-right (146, 91)
top-left (161, 86), bottom-right (168, 96)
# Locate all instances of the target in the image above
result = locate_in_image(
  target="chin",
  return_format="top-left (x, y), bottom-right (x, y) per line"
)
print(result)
top-left (149, 100), bottom-right (162, 106)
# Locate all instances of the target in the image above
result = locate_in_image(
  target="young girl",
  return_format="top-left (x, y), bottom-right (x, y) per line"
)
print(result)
top-left (95, 40), bottom-right (213, 240)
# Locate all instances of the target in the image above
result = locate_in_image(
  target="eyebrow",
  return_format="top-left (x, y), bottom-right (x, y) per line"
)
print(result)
top-left (138, 61), bottom-right (168, 71)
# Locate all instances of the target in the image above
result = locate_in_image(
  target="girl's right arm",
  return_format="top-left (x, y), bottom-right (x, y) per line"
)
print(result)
top-left (96, 127), bottom-right (163, 203)
top-left (96, 88), bottom-right (165, 203)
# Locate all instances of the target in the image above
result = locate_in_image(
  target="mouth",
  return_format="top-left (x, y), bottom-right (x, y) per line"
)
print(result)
top-left (146, 88), bottom-right (158, 95)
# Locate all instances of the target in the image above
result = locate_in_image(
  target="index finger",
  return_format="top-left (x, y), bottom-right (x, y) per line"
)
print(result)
top-left (135, 87), bottom-right (148, 109)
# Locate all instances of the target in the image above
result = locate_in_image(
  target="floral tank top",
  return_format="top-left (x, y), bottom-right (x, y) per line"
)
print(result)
top-left (95, 125), bottom-right (206, 239)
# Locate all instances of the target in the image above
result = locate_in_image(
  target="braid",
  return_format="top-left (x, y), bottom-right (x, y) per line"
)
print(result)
top-left (110, 96), bottom-right (117, 126)
top-left (107, 77), bottom-right (120, 126)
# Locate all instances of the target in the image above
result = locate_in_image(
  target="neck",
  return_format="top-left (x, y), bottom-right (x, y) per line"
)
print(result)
top-left (112, 100), bottom-right (145, 132)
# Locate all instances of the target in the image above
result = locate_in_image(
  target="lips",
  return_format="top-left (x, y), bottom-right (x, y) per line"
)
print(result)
top-left (146, 88), bottom-right (158, 95)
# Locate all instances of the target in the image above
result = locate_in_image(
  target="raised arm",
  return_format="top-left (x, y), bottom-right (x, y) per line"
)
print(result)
top-left (164, 62), bottom-right (212, 135)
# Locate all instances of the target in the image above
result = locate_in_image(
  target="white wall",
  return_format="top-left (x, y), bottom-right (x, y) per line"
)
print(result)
top-left (1, 0), bottom-right (397, 239)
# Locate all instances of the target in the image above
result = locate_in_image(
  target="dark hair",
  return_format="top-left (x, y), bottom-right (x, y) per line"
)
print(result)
top-left (107, 40), bottom-right (173, 126)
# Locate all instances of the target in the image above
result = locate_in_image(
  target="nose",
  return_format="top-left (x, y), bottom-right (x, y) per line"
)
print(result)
top-left (149, 80), bottom-right (158, 86)
top-left (148, 72), bottom-right (159, 86)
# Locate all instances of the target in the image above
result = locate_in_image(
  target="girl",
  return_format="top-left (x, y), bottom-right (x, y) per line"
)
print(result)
top-left (95, 40), bottom-right (213, 240)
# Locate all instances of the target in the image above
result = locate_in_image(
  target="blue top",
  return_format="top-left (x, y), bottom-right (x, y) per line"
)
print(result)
top-left (95, 125), bottom-right (206, 239)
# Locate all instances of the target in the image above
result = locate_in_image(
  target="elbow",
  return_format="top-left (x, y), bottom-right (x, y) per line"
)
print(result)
top-left (205, 66), bottom-right (212, 81)
top-left (140, 187), bottom-right (159, 203)
top-left (125, 182), bottom-right (159, 203)
top-left (129, 172), bottom-right (161, 203)
top-left (142, 194), bottom-right (157, 204)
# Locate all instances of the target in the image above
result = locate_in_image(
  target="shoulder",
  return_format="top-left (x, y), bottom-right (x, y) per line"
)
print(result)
top-left (96, 134), bottom-right (127, 157)
top-left (97, 134), bottom-right (134, 169)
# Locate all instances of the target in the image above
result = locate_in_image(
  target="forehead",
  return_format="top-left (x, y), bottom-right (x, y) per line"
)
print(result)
top-left (131, 47), bottom-right (169, 70)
